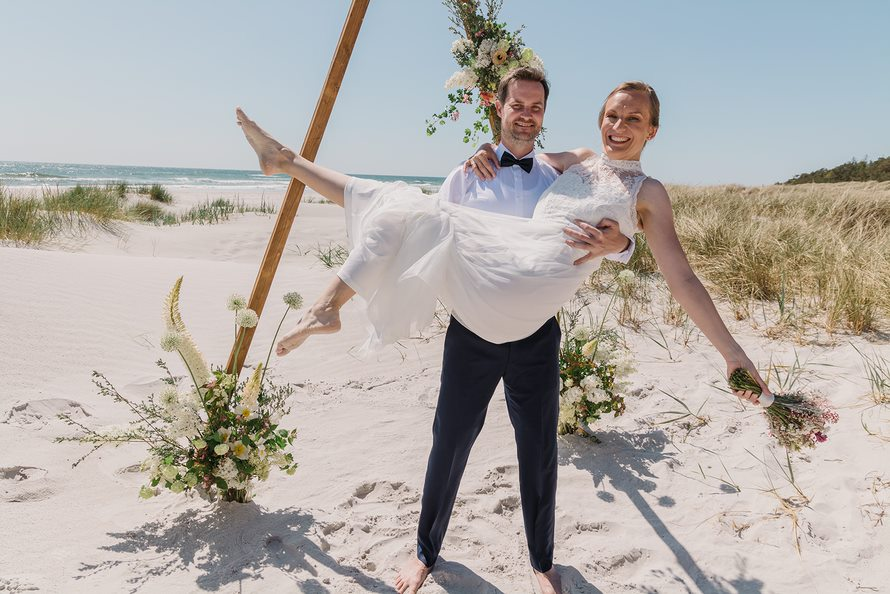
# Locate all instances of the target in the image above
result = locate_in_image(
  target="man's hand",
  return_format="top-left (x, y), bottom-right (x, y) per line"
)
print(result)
top-left (564, 218), bottom-right (631, 265)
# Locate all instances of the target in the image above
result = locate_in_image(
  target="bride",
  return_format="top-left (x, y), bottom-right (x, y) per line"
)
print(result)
top-left (235, 79), bottom-right (770, 401)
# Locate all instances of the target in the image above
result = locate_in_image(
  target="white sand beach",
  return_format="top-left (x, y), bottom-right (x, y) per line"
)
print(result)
top-left (2, 187), bottom-right (889, 594)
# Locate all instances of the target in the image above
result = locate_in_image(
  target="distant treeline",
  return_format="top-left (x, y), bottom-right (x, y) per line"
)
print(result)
top-left (784, 156), bottom-right (890, 184)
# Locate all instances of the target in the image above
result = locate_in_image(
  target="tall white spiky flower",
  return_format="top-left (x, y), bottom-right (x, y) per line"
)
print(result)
top-left (163, 277), bottom-right (213, 389)
top-left (240, 363), bottom-right (263, 411)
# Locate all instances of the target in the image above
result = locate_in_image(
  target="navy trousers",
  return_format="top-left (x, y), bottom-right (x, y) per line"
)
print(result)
top-left (416, 316), bottom-right (561, 573)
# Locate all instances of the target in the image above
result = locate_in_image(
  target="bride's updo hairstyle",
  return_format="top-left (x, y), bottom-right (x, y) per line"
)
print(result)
top-left (598, 81), bottom-right (660, 128)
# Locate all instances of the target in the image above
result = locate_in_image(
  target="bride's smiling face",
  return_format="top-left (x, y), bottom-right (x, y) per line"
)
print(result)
top-left (599, 91), bottom-right (658, 161)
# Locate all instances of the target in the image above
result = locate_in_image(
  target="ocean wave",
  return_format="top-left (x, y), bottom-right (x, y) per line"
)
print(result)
top-left (0, 172), bottom-right (68, 179)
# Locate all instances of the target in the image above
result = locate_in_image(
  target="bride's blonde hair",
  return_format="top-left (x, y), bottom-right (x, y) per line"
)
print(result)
top-left (598, 81), bottom-right (660, 128)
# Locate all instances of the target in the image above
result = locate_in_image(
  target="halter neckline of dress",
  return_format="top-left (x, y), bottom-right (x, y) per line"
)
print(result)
top-left (598, 155), bottom-right (644, 173)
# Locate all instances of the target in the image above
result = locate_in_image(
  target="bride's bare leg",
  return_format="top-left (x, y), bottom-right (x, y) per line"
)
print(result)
top-left (276, 276), bottom-right (356, 355)
top-left (236, 107), bottom-right (349, 207)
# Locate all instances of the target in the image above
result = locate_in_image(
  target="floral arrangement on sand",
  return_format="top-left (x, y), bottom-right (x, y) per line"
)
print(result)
top-left (557, 290), bottom-right (635, 438)
top-left (427, 0), bottom-right (546, 145)
top-left (729, 368), bottom-right (839, 451)
top-left (57, 278), bottom-right (305, 503)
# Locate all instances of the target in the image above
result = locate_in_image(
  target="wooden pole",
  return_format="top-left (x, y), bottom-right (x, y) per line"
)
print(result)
top-left (226, 0), bottom-right (371, 376)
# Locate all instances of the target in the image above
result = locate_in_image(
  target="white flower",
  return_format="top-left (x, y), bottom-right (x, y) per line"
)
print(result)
top-left (476, 39), bottom-right (495, 67)
top-left (227, 294), bottom-right (247, 311)
top-left (451, 38), bottom-right (473, 57)
top-left (236, 308), bottom-right (259, 328)
top-left (160, 331), bottom-right (183, 352)
top-left (169, 480), bottom-right (185, 493)
top-left (581, 340), bottom-right (598, 359)
top-left (219, 374), bottom-right (237, 391)
top-left (184, 473), bottom-right (198, 488)
top-left (564, 387), bottom-right (584, 404)
top-left (163, 278), bottom-right (213, 386)
top-left (580, 374), bottom-right (601, 391)
top-left (564, 378), bottom-right (574, 388)
top-left (240, 364), bottom-right (263, 410)
top-left (236, 404), bottom-right (256, 421)
top-left (444, 68), bottom-right (478, 90)
top-left (214, 443), bottom-right (230, 455)
top-left (192, 438), bottom-right (207, 450)
top-left (159, 387), bottom-right (180, 411)
top-left (617, 270), bottom-right (636, 284)
top-left (231, 440), bottom-right (251, 461)
top-left (282, 292), bottom-right (303, 309)
top-left (217, 426), bottom-right (233, 442)
top-left (139, 485), bottom-right (157, 499)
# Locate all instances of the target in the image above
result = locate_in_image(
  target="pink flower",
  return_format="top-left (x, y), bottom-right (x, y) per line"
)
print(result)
top-left (451, 111), bottom-right (460, 121)
top-left (814, 432), bottom-right (828, 443)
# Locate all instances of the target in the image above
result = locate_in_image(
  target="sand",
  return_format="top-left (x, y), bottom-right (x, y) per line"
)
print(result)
top-left (2, 186), bottom-right (889, 593)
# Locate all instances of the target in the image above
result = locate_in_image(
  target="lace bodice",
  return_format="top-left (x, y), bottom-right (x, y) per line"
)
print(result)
top-left (532, 154), bottom-right (647, 235)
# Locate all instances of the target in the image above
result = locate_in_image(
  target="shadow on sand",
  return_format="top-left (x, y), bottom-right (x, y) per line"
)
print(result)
top-left (558, 429), bottom-right (765, 594)
top-left (77, 503), bottom-right (392, 593)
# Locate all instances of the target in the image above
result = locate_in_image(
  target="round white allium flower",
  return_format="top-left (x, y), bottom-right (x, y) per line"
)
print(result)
top-left (227, 294), bottom-right (247, 311)
top-left (159, 387), bottom-right (179, 410)
top-left (235, 308), bottom-right (259, 328)
top-left (282, 292), bottom-right (303, 309)
top-left (214, 443), bottom-right (229, 456)
top-left (231, 440), bottom-right (251, 461)
top-left (617, 269), bottom-right (636, 284)
top-left (160, 331), bottom-right (183, 352)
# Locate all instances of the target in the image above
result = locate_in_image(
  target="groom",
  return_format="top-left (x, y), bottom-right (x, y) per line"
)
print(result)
top-left (395, 67), bottom-right (633, 594)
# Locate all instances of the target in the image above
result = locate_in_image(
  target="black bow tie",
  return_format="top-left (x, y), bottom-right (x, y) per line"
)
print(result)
top-left (499, 152), bottom-right (534, 173)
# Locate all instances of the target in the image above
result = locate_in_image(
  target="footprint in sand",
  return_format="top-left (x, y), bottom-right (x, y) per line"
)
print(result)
top-left (0, 576), bottom-right (41, 592)
top-left (1, 466), bottom-right (54, 502)
top-left (3, 398), bottom-right (90, 427)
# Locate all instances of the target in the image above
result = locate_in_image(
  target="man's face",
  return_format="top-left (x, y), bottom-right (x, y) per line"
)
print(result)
top-left (495, 79), bottom-right (546, 146)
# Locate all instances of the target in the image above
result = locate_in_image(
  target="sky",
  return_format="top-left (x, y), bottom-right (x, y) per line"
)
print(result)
top-left (2, 0), bottom-right (888, 185)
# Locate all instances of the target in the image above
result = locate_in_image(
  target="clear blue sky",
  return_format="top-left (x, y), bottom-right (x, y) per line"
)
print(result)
top-left (3, 0), bottom-right (888, 185)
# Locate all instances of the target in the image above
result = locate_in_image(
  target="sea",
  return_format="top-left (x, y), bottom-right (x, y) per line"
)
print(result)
top-left (0, 161), bottom-right (445, 193)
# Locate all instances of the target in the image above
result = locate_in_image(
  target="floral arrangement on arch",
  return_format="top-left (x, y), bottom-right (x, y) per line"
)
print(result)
top-left (57, 278), bottom-right (306, 503)
top-left (427, 0), bottom-right (546, 145)
top-left (557, 293), bottom-right (636, 438)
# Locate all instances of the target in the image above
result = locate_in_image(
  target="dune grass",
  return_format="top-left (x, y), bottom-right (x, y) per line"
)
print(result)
top-left (596, 181), bottom-right (890, 334)
top-left (0, 184), bottom-right (278, 243)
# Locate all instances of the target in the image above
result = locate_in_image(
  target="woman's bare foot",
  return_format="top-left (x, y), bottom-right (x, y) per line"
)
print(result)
top-left (394, 558), bottom-right (431, 594)
top-left (235, 107), bottom-right (297, 175)
top-left (275, 305), bottom-right (342, 356)
top-left (533, 567), bottom-right (562, 594)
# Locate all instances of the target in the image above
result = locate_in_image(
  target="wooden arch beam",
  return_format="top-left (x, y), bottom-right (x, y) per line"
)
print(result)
top-left (227, 0), bottom-right (371, 375)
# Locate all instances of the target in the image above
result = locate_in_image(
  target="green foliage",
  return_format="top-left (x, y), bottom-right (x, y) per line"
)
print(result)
top-left (129, 200), bottom-right (177, 225)
top-left (784, 156), bottom-right (890, 184)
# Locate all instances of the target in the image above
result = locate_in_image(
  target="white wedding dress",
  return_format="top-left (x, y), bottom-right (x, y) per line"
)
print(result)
top-left (338, 155), bottom-right (648, 352)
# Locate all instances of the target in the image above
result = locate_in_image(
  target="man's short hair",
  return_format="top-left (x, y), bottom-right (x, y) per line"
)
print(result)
top-left (497, 67), bottom-right (550, 105)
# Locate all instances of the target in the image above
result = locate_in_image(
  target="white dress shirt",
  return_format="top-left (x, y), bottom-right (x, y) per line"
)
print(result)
top-left (439, 144), bottom-right (634, 263)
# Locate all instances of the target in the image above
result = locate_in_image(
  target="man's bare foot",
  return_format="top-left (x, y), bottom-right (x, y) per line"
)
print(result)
top-left (533, 566), bottom-right (562, 594)
top-left (275, 305), bottom-right (341, 356)
top-left (394, 557), bottom-right (431, 594)
top-left (235, 107), bottom-right (297, 175)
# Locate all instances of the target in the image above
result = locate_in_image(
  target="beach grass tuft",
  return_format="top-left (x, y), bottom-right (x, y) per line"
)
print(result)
top-left (136, 183), bottom-right (174, 204)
